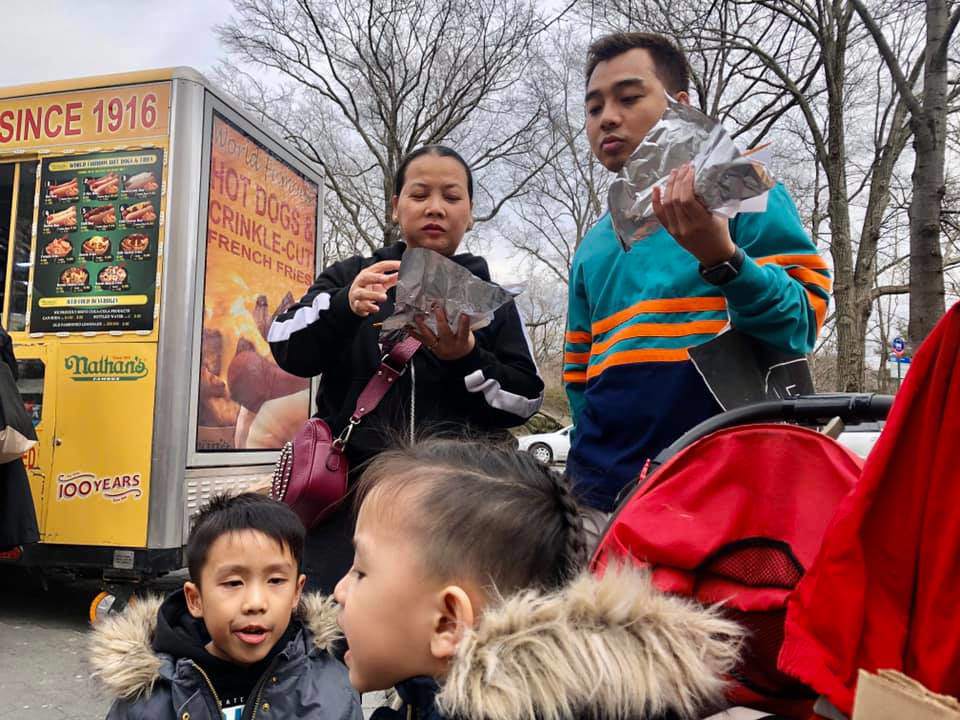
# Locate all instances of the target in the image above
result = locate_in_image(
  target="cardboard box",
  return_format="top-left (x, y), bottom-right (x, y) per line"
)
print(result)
top-left (853, 670), bottom-right (960, 720)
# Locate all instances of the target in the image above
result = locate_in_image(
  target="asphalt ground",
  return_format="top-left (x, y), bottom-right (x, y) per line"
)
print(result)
top-left (0, 567), bottom-right (383, 719)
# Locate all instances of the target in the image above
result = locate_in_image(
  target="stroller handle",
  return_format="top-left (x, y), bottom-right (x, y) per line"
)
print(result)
top-left (655, 393), bottom-right (894, 464)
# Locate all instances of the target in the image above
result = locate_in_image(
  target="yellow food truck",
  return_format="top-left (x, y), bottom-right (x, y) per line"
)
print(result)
top-left (0, 68), bottom-right (323, 614)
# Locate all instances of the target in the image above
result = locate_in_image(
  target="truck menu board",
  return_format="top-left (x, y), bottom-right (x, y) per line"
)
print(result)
top-left (31, 150), bottom-right (164, 333)
top-left (197, 113), bottom-right (318, 452)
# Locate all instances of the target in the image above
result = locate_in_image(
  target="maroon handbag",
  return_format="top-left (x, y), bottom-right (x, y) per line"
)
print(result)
top-left (271, 336), bottom-right (421, 529)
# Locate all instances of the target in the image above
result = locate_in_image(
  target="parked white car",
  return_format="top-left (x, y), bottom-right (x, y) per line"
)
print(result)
top-left (835, 421), bottom-right (884, 459)
top-left (518, 421), bottom-right (883, 465)
top-left (518, 425), bottom-right (572, 464)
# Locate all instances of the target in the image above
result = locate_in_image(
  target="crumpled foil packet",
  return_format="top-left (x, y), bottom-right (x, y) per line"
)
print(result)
top-left (608, 93), bottom-right (776, 249)
top-left (380, 247), bottom-right (518, 339)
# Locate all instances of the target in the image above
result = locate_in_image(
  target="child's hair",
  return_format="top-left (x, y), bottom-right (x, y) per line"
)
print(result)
top-left (186, 493), bottom-right (305, 585)
top-left (585, 31), bottom-right (690, 95)
top-left (394, 145), bottom-right (474, 202)
top-left (356, 439), bottom-right (586, 595)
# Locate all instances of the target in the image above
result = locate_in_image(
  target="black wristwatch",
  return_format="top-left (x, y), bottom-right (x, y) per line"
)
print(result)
top-left (699, 246), bottom-right (745, 286)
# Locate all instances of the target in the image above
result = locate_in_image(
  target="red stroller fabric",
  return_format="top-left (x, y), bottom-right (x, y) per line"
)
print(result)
top-left (593, 423), bottom-right (862, 716)
top-left (778, 303), bottom-right (960, 716)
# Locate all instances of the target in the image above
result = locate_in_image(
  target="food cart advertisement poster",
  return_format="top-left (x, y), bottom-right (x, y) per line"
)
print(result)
top-left (198, 113), bottom-right (318, 452)
top-left (30, 149), bottom-right (164, 333)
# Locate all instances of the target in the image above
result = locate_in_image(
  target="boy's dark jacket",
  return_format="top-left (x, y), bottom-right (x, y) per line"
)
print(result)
top-left (89, 590), bottom-right (361, 720)
top-left (373, 569), bottom-right (745, 720)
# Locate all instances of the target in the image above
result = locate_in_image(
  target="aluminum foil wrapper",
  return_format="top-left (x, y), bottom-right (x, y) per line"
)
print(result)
top-left (380, 247), bottom-right (518, 340)
top-left (609, 94), bottom-right (776, 249)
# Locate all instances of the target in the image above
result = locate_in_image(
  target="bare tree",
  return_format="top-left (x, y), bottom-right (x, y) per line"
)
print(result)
top-left (218, 0), bottom-right (563, 256)
top-left (851, 0), bottom-right (960, 349)
top-left (514, 265), bottom-right (571, 418)
top-left (580, 0), bottom-right (820, 145)
top-left (500, 28), bottom-right (610, 285)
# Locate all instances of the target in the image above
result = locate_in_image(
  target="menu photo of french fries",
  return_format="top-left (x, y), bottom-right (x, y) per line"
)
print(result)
top-left (80, 234), bottom-right (112, 260)
top-left (45, 177), bottom-right (79, 203)
top-left (41, 236), bottom-right (74, 263)
top-left (82, 204), bottom-right (117, 230)
top-left (97, 264), bottom-right (129, 290)
top-left (120, 200), bottom-right (157, 227)
top-left (57, 266), bottom-right (90, 292)
top-left (43, 206), bottom-right (78, 233)
top-left (84, 172), bottom-right (120, 200)
top-left (122, 171), bottom-right (159, 197)
top-left (119, 233), bottom-right (151, 259)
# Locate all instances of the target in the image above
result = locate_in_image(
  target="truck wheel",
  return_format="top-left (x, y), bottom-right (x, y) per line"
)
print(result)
top-left (89, 590), bottom-right (136, 625)
top-left (529, 442), bottom-right (553, 464)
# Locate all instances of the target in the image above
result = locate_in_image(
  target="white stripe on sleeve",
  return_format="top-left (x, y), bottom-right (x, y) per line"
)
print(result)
top-left (267, 292), bottom-right (332, 343)
top-left (464, 369), bottom-right (543, 419)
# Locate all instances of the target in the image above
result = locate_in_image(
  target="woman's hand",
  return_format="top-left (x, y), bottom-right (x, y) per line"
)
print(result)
top-left (409, 307), bottom-right (475, 361)
top-left (348, 260), bottom-right (401, 317)
top-left (652, 163), bottom-right (737, 266)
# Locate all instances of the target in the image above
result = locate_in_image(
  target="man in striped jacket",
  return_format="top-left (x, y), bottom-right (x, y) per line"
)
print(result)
top-left (565, 32), bottom-right (832, 517)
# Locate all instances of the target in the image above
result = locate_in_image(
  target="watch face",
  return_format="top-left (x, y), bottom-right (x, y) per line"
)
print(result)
top-left (701, 248), bottom-right (744, 285)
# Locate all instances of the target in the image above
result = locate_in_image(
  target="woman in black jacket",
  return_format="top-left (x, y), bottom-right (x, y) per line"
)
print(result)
top-left (0, 326), bottom-right (39, 552)
top-left (268, 145), bottom-right (544, 591)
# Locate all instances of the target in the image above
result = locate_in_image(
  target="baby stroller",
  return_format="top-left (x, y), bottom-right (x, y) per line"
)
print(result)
top-left (591, 393), bottom-right (893, 719)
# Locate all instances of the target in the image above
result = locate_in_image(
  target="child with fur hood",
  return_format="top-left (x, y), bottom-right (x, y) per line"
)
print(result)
top-left (334, 440), bottom-right (745, 720)
top-left (89, 493), bottom-right (361, 720)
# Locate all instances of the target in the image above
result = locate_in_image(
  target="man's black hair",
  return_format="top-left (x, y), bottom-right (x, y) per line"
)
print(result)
top-left (186, 493), bottom-right (305, 584)
top-left (585, 32), bottom-right (690, 95)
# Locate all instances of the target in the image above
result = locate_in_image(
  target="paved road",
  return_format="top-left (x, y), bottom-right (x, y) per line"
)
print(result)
top-left (0, 568), bottom-right (138, 719)
top-left (0, 568), bottom-right (383, 719)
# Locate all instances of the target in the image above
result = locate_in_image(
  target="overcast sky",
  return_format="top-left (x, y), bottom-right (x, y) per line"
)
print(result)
top-left (0, 0), bottom-right (542, 283)
top-left (2, 1), bottom-right (231, 88)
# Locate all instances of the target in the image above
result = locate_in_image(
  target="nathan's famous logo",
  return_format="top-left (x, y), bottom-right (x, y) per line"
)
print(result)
top-left (64, 354), bottom-right (149, 382)
top-left (57, 472), bottom-right (142, 503)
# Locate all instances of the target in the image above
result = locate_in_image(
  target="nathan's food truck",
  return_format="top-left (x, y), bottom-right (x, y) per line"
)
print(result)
top-left (0, 68), bottom-right (323, 614)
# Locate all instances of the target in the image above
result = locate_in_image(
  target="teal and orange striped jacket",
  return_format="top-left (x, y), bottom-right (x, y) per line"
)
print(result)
top-left (564, 183), bottom-right (831, 511)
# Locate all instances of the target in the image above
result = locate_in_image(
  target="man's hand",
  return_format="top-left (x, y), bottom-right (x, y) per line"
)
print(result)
top-left (408, 307), bottom-right (475, 361)
top-left (652, 163), bottom-right (737, 266)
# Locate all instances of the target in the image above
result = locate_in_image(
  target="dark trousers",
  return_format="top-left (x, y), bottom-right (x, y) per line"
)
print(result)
top-left (0, 459), bottom-right (39, 549)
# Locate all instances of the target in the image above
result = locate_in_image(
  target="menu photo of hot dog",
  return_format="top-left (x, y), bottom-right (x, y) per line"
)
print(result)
top-left (84, 172), bottom-right (120, 200)
top-left (122, 171), bottom-right (159, 198)
top-left (119, 200), bottom-right (157, 227)
top-left (44, 177), bottom-right (79, 204)
top-left (42, 206), bottom-right (78, 233)
top-left (81, 204), bottom-right (117, 231)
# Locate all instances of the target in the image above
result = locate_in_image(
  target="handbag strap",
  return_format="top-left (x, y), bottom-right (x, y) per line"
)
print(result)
top-left (335, 335), bottom-right (421, 448)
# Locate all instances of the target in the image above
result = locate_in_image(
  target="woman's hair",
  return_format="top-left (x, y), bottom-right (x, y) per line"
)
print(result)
top-left (355, 439), bottom-right (586, 595)
top-left (393, 145), bottom-right (474, 202)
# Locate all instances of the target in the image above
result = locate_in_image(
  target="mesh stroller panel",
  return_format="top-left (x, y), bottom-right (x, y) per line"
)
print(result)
top-left (700, 539), bottom-right (804, 590)
top-left (696, 539), bottom-right (810, 698)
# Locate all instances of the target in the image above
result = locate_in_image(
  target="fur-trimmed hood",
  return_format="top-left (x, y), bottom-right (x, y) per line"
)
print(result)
top-left (88, 591), bottom-right (342, 702)
top-left (436, 567), bottom-right (744, 720)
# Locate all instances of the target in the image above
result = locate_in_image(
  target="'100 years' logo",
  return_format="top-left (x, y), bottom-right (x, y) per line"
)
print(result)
top-left (63, 354), bottom-right (149, 382)
top-left (57, 472), bottom-right (142, 502)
